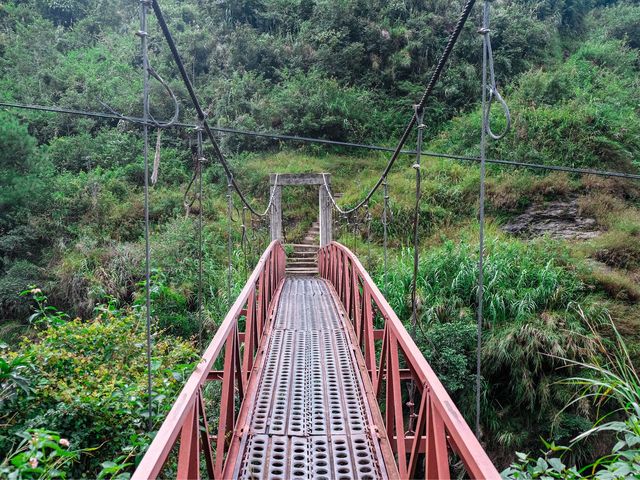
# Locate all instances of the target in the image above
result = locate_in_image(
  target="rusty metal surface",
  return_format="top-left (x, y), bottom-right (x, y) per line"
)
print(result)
top-left (235, 277), bottom-right (389, 480)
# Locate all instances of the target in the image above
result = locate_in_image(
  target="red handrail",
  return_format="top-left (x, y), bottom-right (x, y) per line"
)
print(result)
top-left (318, 241), bottom-right (500, 479)
top-left (133, 240), bottom-right (286, 480)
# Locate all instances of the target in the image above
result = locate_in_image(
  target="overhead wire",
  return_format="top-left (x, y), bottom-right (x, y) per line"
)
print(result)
top-left (2, 100), bottom-right (639, 181)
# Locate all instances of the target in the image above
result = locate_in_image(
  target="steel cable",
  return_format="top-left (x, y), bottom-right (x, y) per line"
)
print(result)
top-left (196, 127), bottom-right (204, 351)
top-left (3, 100), bottom-right (639, 181)
top-left (321, 0), bottom-right (478, 215)
top-left (476, 0), bottom-right (509, 439)
top-left (226, 178), bottom-right (234, 306)
top-left (139, 0), bottom-right (153, 432)
top-left (150, 0), bottom-right (275, 218)
top-left (382, 179), bottom-right (390, 297)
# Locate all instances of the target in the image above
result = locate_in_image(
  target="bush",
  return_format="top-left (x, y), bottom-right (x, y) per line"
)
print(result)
top-left (0, 306), bottom-right (197, 477)
top-left (593, 2), bottom-right (640, 49)
top-left (0, 261), bottom-right (44, 319)
top-left (377, 232), bottom-right (606, 455)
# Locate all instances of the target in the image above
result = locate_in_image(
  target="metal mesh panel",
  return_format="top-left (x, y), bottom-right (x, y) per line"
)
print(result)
top-left (238, 278), bottom-right (386, 479)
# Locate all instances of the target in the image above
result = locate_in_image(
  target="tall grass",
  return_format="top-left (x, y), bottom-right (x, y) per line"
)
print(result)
top-left (376, 230), bottom-right (609, 457)
top-left (503, 319), bottom-right (640, 478)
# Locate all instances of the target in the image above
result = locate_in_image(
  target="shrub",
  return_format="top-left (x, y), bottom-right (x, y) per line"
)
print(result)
top-left (432, 40), bottom-right (640, 172)
top-left (0, 306), bottom-right (197, 477)
top-left (0, 261), bottom-right (44, 319)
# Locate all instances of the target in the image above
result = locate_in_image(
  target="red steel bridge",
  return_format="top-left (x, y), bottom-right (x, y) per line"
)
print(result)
top-left (132, 241), bottom-right (499, 479)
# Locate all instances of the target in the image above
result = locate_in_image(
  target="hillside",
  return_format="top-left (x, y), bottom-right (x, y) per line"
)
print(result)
top-left (1, 0), bottom-right (640, 477)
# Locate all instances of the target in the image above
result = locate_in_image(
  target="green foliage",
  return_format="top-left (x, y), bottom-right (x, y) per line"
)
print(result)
top-left (502, 321), bottom-right (640, 479)
top-left (0, 262), bottom-right (43, 318)
top-left (0, 112), bottom-right (36, 171)
top-left (433, 39), bottom-right (640, 171)
top-left (19, 286), bottom-right (69, 328)
top-left (377, 232), bottom-right (607, 453)
top-left (0, 344), bottom-right (33, 406)
top-left (0, 428), bottom-right (88, 479)
top-left (591, 2), bottom-right (640, 49)
top-left (0, 303), bottom-right (197, 477)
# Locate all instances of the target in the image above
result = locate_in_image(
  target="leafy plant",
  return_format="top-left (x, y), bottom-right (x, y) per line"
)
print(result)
top-left (502, 320), bottom-right (640, 478)
top-left (0, 429), bottom-right (89, 479)
top-left (19, 287), bottom-right (69, 328)
top-left (0, 344), bottom-right (33, 406)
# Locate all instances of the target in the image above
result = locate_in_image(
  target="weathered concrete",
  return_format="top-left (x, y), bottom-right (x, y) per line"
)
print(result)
top-left (269, 173), bottom-right (332, 246)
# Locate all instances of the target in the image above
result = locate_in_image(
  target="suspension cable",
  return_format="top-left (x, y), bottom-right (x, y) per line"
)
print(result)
top-left (241, 206), bottom-right (249, 279)
top-left (3, 99), bottom-right (639, 181)
top-left (196, 126), bottom-right (204, 351)
top-left (410, 107), bottom-right (426, 337)
top-left (321, 0), bottom-right (477, 214)
top-left (476, 0), bottom-right (509, 439)
top-left (406, 107), bottom-right (426, 436)
top-left (139, 0), bottom-right (153, 432)
top-left (382, 179), bottom-right (390, 297)
top-left (226, 177), bottom-right (234, 306)
top-left (150, 0), bottom-right (275, 217)
top-left (365, 202), bottom-right (372, 272)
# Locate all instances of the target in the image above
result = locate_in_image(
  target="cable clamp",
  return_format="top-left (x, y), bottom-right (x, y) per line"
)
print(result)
top-left (417, 123), bottom-right (426, 130)
top-left (412, 163), bottom-right (421, 170)
top-left (135, 30), bottom-right (148, 38)
top-left (477, 27), bottom-right (490, 35)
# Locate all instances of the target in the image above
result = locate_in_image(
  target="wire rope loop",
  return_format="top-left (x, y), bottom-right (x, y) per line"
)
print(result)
top-left (479, 6), bottom-right (511, 141)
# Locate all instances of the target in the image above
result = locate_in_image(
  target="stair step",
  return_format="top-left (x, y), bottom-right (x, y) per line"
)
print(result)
top-left (286, 268), bottom-right (318, 276)
top-left (289, 251), bottom-right (316, 258)
top-left (287, 261), bottom-right (317, 268)
top-left (289, 244), bottom-right (319, 250)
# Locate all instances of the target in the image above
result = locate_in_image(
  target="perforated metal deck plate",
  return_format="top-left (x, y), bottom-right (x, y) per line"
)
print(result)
top-left (236, 277), bottom-right (388, 479)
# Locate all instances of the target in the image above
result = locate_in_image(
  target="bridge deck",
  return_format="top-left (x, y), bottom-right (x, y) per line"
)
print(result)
top-left (229, 277), bottom-right (392, 479)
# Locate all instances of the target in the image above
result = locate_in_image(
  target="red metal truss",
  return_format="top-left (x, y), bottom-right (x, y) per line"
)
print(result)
top-left (133, 240), bottom-right (499, 479)
top-left (318, 242), bottom-right (500, 479)
top-left (132, 241), bottom-right (286, 480)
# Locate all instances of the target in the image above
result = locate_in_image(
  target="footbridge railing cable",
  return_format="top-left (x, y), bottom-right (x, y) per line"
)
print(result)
top-left (318, 242), bottom-right (500, 479)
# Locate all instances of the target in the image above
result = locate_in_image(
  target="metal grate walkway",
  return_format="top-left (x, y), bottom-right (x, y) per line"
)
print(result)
top-left (230, 277), bottom-right (391, 480)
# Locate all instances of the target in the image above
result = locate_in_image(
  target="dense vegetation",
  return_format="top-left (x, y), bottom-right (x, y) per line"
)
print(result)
top-left (1, 0), bottom-right (640, 477)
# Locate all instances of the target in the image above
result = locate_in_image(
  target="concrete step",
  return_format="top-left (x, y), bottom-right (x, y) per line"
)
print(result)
top-left (289, 251), bottom-right (316, 258)
top-left (286, 267), bottom-right (318, 276)
top-left (287, 260), bottom-right (317, 268)
top-left (289, 244), bottom-right (319, 250)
